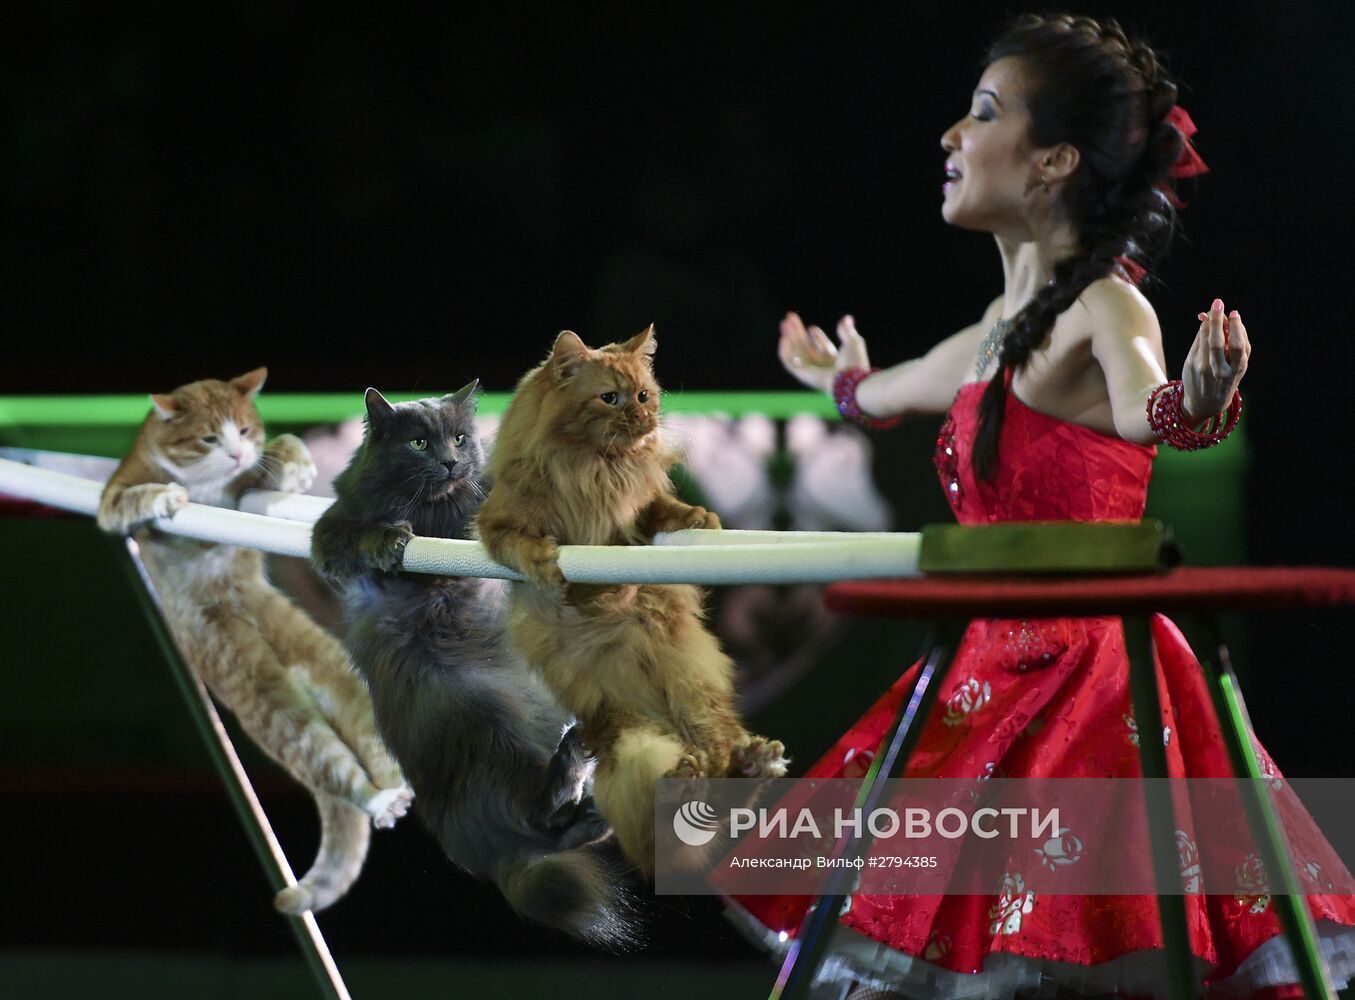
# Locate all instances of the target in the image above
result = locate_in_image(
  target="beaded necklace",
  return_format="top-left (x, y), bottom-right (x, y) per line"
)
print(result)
top-left (974, 317), bottom-right (1016, 380)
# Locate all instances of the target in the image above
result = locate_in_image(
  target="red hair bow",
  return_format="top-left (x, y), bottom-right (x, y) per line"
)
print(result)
top-left (1158, 105), bottom-right (1209, 208)
top-left (1165, 105), bottom-right (1210, 179)
top-left (1118, 106), bottom-right (1210, 284)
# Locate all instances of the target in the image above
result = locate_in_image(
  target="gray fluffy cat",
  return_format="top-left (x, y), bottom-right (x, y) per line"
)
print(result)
top-left (311, 382), bottom-right (632, 947)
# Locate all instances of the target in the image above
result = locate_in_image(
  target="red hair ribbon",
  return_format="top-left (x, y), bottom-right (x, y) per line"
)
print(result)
top-left (1165, 105), bottom-right (1210, 179)
top-left (1118, 106), bottom-right (1210, 285)
top-left (1115, 256), bottom-right (1148, 285)
top-left (1158, 104), bottom-right (1210, 208)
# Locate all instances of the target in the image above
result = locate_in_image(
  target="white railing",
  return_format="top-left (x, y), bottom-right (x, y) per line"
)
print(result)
top-left (0, 455), bottom-right (921, 585)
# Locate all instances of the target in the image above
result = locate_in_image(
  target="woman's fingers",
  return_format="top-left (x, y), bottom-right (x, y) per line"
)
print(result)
top-left (779, 310), bottom-right (870, 381)
top-left (1227, 310), bottom-right (1250, 371)
top-left (1182, 299), bottom-right (1249, 421)
top-left (807, 324), bottom-right (836, 361)
top-left (835, 315), bottom-right (871, 369)
top-left (778, 312), bottom-right (837, 387)
top-left (779, 314), bottom-right (809, 359)
top-left (1207, 298), bottom-right (1230, 377)
top-left (780, 312), bottom-right (808, 358)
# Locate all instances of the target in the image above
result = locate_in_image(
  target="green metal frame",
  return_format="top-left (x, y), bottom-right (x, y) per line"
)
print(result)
top-left (1188, 618), bottom-right (1335, 999)
top-left (0, 390), bottom-right (840, 427)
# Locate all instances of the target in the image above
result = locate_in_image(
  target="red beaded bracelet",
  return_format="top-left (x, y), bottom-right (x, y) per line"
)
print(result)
top-left (833, 368), bottom-right (902, 431)
top-left (1146, 380), bottom-right (1242, 451)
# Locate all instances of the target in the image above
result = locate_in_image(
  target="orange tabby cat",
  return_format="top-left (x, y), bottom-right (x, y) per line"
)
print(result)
top-left (477, 327), bottom-right (788, 875)
top-left (98, 368), bottom-right (412, 913)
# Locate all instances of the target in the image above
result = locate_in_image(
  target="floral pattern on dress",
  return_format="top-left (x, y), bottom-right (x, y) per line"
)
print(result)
top-left (841, 746), bottom-right (875, 779)
top-left (943, 678), bottom-right (991, 727)
top-left (1177, 830), bottom-right (1203, 893)
top-left (1034, 827), bottom-right (1084, 872)
top-left (1235, 853), bottom-right (1272, 914)
top-left (1302, 860), bottom-right (1336, 891)
top-left (988, 873), bottom-right (1035, 935)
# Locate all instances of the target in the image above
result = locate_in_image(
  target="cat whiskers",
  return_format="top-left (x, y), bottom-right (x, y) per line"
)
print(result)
top-left (399, 479), bottom-right (428, 522)
top-left (254, 454), bottom-right (284, 480)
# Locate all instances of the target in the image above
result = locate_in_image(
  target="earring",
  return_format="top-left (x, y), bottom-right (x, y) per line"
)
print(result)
top-left (1039, 173), bottom-right (1049, 193)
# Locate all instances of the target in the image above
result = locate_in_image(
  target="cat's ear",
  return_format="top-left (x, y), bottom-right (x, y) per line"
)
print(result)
top-left (150, 394), bottom-right (178, 421)
top-left (621, 323), bottom-right (658, 358)
top-left (444, 378), bottom-right (480, 412)
top-left (231, 367), bottom-right (268, 399)
top-left (552, 331), bottom-right (589, 381)
top-left (364, 387), bottom-right (396, 430)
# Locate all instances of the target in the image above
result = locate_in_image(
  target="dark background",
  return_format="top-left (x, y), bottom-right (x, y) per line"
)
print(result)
top-left (4, 3), bottom-right (1355, 997)
top-left (6, 2), bottom-right (1352, 570)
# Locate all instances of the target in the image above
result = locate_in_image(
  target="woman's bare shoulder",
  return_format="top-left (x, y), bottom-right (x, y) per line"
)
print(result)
top-left (1074, 276), bottom-right (1160, 335)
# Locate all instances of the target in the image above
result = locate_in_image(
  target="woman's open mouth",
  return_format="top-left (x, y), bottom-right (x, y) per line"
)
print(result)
top-left (943, 161), bottom-right (963, 193)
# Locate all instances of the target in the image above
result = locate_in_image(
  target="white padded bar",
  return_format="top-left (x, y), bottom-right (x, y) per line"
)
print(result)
top-left (238, 490), bottom-right (335, 523)
top-left (0, 456), bottom-right (922, 583)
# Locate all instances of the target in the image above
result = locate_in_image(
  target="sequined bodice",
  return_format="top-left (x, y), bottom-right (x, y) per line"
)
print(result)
top-left (933, 380), bottom-right (1156, 524)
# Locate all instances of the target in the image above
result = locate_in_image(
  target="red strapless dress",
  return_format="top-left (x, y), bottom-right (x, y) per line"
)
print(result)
top-left (729, 381), bottom-right (1355, 999)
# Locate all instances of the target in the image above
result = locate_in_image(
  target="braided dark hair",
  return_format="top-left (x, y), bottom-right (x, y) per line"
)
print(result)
top-left (972, 13), bottom-right (1190, 480)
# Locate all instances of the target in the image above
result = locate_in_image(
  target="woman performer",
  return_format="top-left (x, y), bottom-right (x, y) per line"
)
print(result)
top-left (730, 13), bottom-right (1355, 999)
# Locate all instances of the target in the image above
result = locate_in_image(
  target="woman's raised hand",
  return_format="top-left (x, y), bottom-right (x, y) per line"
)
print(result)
top-left (1182, 298), bottom-right (1250, 422)
top-left (777, 312), bottom-right (871, 392)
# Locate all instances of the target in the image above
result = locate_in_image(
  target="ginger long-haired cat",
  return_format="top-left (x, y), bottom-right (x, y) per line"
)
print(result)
top-left (97, 367), bottom-right (413, 914)
top-left (477, 327), bottom-right (788, 875)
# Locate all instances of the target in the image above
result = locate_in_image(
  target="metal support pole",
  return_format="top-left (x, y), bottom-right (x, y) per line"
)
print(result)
top-left (117, 537), bottom-right (352, 1000)
top-left (1124, 614), bottom-right (1196, 1000)
top-left (1190, 617), bottom-right (1334, 999)
top-left (770, 619), bottom-right (962, 1000)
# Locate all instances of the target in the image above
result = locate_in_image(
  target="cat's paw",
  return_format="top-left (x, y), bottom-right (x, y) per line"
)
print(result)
top-left (366, 522), bottom-right (415, 572)
top-left (365, 784), bottom-right (415, 829)
top-left (685, 505), bottom-right (721, 531)
top-left (666, 751), bottom-right (708, 781)
top-left (520, 536), bottom-right (566, 590)
top-left (377, 523), bottom-right (416, 568)
top-left (731, 737), bottom-right (789, 779)
top-left (271, 460), bottom-right (316, 495)
top-left (265, 435), bottom-right (316, 494)
top-left (149, 483), bottom-right (190, 520)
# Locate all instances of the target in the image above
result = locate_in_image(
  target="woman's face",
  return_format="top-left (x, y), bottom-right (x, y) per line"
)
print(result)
top-left (940, 57), bottom-right (1046, 235)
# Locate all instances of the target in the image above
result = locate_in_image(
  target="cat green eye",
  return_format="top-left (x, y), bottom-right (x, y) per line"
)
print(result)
top-left (452, 434), bottom-right (466, 447)
top-left (201, 435), bottom-right (219, 445)
top-left (409, 438), bottom-right (428, 452)
top-left (600, 391), bottom-right (619, 405)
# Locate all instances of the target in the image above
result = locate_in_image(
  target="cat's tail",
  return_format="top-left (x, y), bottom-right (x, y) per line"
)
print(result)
top-left (274, 793), bottom-right (372, 915)
top-left (592, 728), bottom-right (687, 879)
top-left (497, 844), bottom-right (638, 950)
